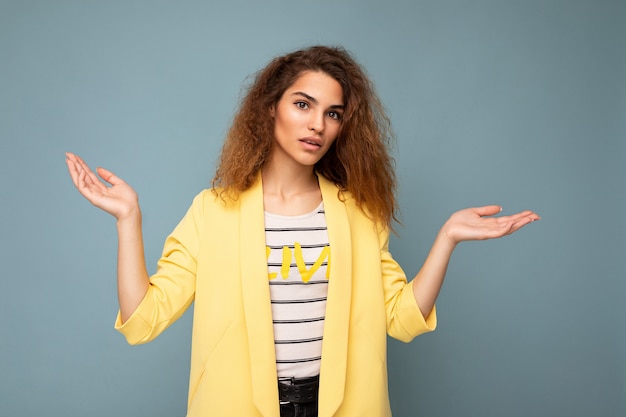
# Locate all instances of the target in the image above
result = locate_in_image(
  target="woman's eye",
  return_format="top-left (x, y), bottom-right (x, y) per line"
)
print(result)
top-left (295, 101), bottom-right (309, 109)
top-left (328, 111), bottom-right (342, 120)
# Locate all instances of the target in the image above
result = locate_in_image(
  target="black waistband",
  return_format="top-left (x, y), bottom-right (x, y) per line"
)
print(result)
top-left (278, 375), bottom-right (320, 404)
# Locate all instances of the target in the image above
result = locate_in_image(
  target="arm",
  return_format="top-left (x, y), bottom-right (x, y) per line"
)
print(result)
top-left (66, 152), bottom-right (149, 322)
top-left (411, 205), bottom-right (540, 318)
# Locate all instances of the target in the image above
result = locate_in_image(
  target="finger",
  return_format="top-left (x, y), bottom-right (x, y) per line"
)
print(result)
top-left (495, 210), bottom-right (539, 224)
top-left (96, 166), bottom-right (126, 186)
top-left (72, 154), bottom-right (110, 192)
top-left (73, 154), bottom-right (99, 182)
top-left (75, 168), bottom-right (95, 200)
top-left (65, 154), bottom-right (81, 184)
top-left (508, 215), bottom-right (539, 233)
top-left (66, 153), bottom-right (107, 198)
top-left (65, 152), bottom-right (84, 178)
top-left (66, 155), bottom-right (96, 191)
top-left (75, 168), bottom-right (110, 205)
top-left (488, 215), bottom-right (538, 238)
top-left (68, 153), bottom-right (96, 183)
top-left (473, 205), bottom-right (502, 217)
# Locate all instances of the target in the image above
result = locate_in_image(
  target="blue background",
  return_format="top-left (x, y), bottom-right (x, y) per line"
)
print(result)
top-left (1, 1), bottom-right (624, 416)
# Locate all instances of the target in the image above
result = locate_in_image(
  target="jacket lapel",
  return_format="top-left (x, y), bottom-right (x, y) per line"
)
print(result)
top-left (239, 175), bottom-right (280, 417)
top-left (317, 175), bottom-right (352, 417)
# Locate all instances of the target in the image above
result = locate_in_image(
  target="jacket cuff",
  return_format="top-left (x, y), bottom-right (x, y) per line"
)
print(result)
top-left (113, 292), bottom-right (155, 345)
top-left (401, 280), bottom-right (437, 337)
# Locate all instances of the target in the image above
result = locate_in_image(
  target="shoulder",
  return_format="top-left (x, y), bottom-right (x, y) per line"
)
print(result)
top-left (318, 174), bottom-right (390, 239)
top-left (318, 173), bottom-right (387, 225)
top-left (193, 188), bottom-right (238, 207)
top-left (183, 188), bottom-right (239, 221)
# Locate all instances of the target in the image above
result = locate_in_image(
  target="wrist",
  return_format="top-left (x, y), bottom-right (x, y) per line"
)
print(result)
top-left (116, 206), bottom-right (142, 227)
top-left (436, 222), bottom-right (458, 252)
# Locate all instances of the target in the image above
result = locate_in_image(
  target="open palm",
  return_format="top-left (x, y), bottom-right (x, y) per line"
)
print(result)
top-left (443, 205), bottom-right (540, 244)
top-left (66, 152), bottom-right (139, 220)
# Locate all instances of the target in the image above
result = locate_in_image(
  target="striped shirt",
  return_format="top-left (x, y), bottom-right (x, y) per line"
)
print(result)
top-left (265, 202), bottom-right (329, 378)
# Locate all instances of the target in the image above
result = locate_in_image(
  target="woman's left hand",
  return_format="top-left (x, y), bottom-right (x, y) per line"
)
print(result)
top-left (441, 205), bottom-right (540, 245)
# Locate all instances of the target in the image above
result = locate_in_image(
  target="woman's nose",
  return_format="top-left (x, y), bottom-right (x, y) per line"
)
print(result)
top-left (308, 111), bottom-right (325, 133)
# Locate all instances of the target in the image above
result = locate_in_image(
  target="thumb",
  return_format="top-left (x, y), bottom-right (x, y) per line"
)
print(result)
top-left (96, 166), bottom-right (125, 186)
top-left (473, 205), bottom-right (502, 217)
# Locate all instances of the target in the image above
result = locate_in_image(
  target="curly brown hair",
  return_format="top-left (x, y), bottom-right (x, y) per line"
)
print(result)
top-left (212, 45), bottom-right (398, 228)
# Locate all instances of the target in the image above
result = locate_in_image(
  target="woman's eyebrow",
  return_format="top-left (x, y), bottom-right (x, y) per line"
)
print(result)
top-left (292, 91), bottom-right (345, 109)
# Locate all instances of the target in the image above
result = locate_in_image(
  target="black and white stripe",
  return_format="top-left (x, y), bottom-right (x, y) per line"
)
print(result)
top-left (265, 203), bottom-right (329, 379)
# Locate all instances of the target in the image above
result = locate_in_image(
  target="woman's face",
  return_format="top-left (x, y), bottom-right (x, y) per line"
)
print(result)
top-left (270, 71), bottom-right (344, 170)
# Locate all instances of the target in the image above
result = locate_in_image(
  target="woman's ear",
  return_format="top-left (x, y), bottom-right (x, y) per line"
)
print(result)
top-left (269, 105), bottom-right (275, 118)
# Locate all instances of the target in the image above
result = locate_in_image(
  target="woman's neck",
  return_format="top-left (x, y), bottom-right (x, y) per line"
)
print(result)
top-left (261, 163), bottom-right (322, 216)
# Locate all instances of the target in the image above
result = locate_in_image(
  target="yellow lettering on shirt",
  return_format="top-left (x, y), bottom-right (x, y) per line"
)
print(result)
top-left (266, 246), bottom-right (277, 280)
top-left (281, 246), bottom-right (291, 279)
top-left (295, 243), bottom-right (330, 283)
top-left (267, 244), bottom-right (331, 282)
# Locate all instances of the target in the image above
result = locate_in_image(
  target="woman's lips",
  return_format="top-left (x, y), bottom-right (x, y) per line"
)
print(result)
top-left (299, 137), bottom-right (322, 149)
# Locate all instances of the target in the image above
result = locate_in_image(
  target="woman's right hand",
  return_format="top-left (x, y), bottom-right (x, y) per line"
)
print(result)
top-left (66, 152), bottom-right (140, 220)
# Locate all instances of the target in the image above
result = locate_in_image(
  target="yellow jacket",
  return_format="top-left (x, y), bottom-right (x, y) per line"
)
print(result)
top-left (115, 175), bottom-right (436, 417)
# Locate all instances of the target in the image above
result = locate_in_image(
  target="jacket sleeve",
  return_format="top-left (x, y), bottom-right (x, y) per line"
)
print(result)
top-left (379, 227), bottom-right (437, 343)
top-left (114, 191), bottom-right (208, 345)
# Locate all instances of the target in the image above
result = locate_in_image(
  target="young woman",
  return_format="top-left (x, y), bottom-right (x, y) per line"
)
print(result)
top-left (66, 45), bottom-right (539, 417)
